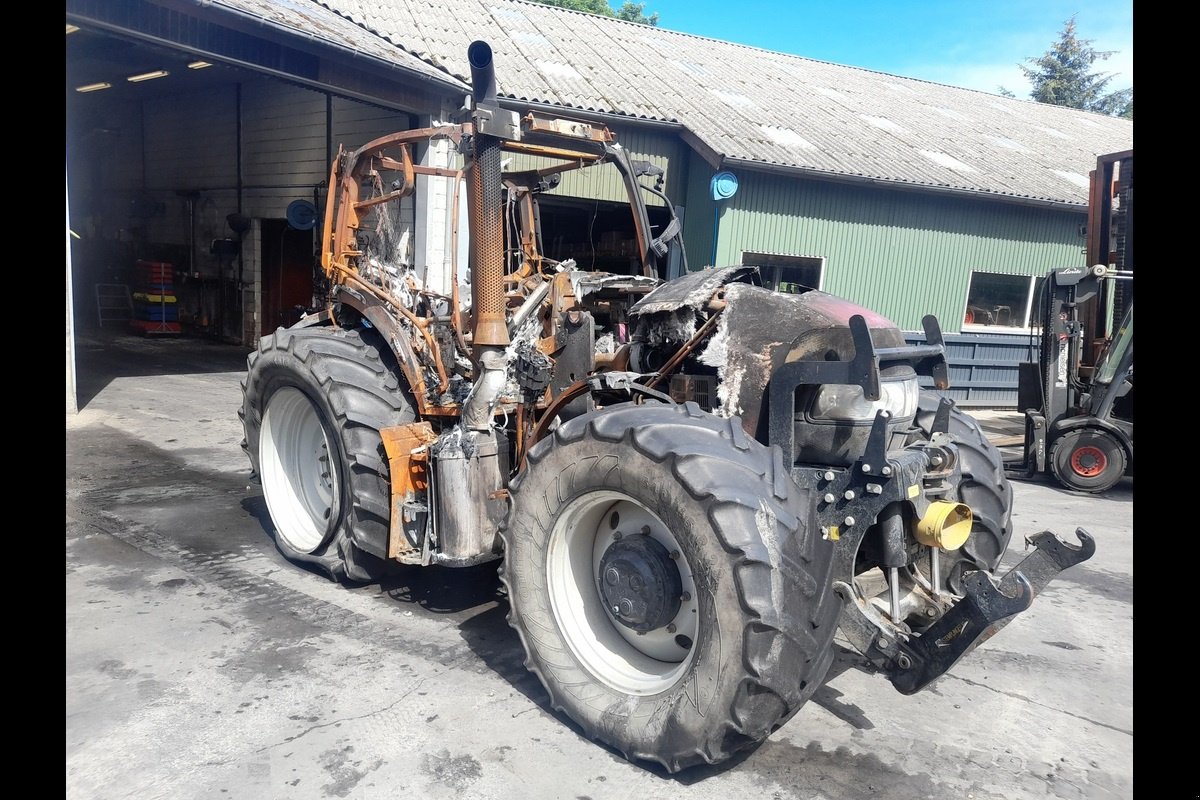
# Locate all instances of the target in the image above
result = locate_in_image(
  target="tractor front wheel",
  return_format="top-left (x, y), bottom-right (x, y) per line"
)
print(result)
top-left (502, 402), bottom-right (840, 772)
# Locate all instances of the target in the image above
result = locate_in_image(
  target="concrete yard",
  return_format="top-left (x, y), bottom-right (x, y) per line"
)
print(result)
top-left (66, 332), bottom-right (1133, 800)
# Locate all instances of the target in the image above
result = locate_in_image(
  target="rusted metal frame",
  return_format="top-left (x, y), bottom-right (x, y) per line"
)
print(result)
top-left (595, 345), bottom-right (631, 371)
top-left (501, 141), bottom-right (606, 162)
top-left (380, 422), bottom-right (439, 561)
top-left (320, 146), bottom-right (342, 277)
top-left (326, 136), bottom-right (459, 394)
top-left (521, 111), bottom-right (615, 143)
top-left (328, 126), bottom-right (467, 274)
top-left (330, 126), bottom-right (464, 273)
top-left (348, 125), bottom-right (465, 163)
top-left (352, 150), bottom-right (415, 211)
top-left (518, 189), bottom-right (545, 277)
top-left (497, 184), bottom-right (543, 283)
top-left (334, 289), bottom-right (430, 406)
top-left (352, 186), bottom-right (413, 212)
top-left (524, 374), bottom-right (674, 466)
top-left (412, 164), bottom-right (468, 179)
top-left (352, 167), bottom-right (415, 209)
top-left (644, 301), bottom-right (726, 390)
top-left (534, 271), bottom-right (580, 354)
top-left (329, 151), bottom-right (363, 280)
top-left (515, 403), bottom-right (526, 464)
top-left (331, 266), bottom-right (451, 396)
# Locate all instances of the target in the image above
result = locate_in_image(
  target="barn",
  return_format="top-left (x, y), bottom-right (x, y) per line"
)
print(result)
top-left (65, 0), bottom-right (1133, 410)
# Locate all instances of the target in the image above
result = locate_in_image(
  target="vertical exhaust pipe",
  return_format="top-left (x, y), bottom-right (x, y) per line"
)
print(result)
top-left (466, 40), bottom-right (509, 351)
top-left (462, 41), bottom-right (509, 430)
top-left (468, 40), bottom-right (498, 107)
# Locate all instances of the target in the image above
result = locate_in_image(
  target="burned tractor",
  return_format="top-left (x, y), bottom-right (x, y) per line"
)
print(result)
top-left (240, 41), bottom-right (1094, 771)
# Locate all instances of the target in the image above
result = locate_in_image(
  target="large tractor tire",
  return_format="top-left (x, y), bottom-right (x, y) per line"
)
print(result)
top-left (1050, 428), bottom-right (1127, 494)
top-left (501, 402), bottom-right (840, 772)
top-left (913, 391), bottom-right (1013, 594)
top-left (240, 325), bottom-right (412, 582)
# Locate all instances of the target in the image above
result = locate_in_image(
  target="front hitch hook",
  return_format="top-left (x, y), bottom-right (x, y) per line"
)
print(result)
top-left (887, 527), bottom-right (1096, 695)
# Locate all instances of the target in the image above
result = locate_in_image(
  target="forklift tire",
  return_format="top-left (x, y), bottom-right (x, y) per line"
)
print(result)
top-left (913, 392), bottom-right (1013, 595)
top-left (1050, 428), bottom-right (1127, 494)
top-left (241, 325), bottom-right (412, 582)
top-left (501, 402), bottom-right (841, 772)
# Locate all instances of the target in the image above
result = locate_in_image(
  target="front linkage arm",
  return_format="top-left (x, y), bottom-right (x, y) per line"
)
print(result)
top-left (770, 315), bottom-right (1097, 694)
top-left (887, 528), bottom-right (1094, 693)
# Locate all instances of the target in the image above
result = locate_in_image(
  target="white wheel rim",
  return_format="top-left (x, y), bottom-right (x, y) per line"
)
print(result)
top-left (546, 490), bottom-right (699, 695)
top-left (260, 387), bottom-right (340, 554)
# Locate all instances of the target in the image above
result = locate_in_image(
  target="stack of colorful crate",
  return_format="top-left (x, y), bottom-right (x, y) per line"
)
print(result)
top-left (130, 260), bottom-right (181, 335)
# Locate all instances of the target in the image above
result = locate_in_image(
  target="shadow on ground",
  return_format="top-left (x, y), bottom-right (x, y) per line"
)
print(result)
top-left (74, 325), bottom-right (251, 409)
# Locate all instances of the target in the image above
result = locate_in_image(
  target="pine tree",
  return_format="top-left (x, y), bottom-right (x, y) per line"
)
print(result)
top-left (1004, 16), bottom-right (1132, 118)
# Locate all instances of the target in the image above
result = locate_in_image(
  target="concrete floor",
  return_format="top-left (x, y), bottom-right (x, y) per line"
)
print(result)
top-left (66, 330), bottom-right (1133, 800)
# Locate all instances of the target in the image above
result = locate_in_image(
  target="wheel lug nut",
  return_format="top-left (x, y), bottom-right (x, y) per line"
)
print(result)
top-left (669, 550), bottom-right (680, 560)
top-left (843, 490), bottom-right (855, 500)
top-left (823, 493), bottom-right (835, 504)
top-left (667, 623), bottom-right (677, 633)
top-left (680, 592), bottom-right (691, 602)
top-left (612, 531), bottom-right (623, 540)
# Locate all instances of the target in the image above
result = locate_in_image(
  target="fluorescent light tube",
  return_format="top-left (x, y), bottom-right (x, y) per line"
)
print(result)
top-left (127, 70), bottom-right (169, 82)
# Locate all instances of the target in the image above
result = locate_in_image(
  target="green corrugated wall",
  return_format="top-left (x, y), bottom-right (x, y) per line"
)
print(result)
top-left (680, 158), bottom-right (1087, 333)
top-left (505, 123), bottom-right (686, 207)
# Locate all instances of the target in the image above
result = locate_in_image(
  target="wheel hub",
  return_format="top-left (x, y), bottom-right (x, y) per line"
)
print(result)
top-left (1071, 445), bottom-right (1108, 477)
top-left (598, 534), bottom-right (683, 632)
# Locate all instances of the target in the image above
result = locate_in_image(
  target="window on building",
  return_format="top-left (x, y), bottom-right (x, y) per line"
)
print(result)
top-left (740, 252), bottom-right (824, 293)
top-left (963, 271), bottom-right (1047, 330)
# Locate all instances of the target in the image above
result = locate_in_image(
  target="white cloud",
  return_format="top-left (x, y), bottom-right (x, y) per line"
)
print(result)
top-left (896, 14), bottom-right (1132, 99)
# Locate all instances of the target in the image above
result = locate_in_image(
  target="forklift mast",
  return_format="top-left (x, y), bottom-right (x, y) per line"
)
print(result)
top-left (1082, 150), bottom-right (1133, 365)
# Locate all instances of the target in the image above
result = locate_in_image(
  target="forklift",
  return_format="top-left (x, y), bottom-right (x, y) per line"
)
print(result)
top-left (1008, 151), bottom-right (1133, 494)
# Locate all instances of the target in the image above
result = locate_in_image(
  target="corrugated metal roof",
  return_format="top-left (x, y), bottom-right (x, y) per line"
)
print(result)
top-left (210, 0), bottom-right (467, 89)
top-left (253, 0), bottom-right (1132, 207)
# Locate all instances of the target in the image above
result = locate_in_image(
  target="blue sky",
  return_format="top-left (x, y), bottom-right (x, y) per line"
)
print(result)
top-left (635, 0), bottom-right (1132, 99)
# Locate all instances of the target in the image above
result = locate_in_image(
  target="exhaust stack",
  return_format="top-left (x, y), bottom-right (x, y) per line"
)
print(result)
top-left (465, 40), bottom-right (509, 350)
top-left (468, 40), bottom-right (498, 107)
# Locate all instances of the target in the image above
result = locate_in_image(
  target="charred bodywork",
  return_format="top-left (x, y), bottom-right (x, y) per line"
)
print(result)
top-left (244, 39), bottom-right (1096, 771)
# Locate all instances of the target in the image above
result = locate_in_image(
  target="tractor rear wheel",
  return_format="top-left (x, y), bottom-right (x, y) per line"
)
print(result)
top-left (241, 325), bottom-right (412, 581)
top-left (502, 402), bottom-right (840, 772)
top-left (913, 392), bottom-right (1013, 594)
